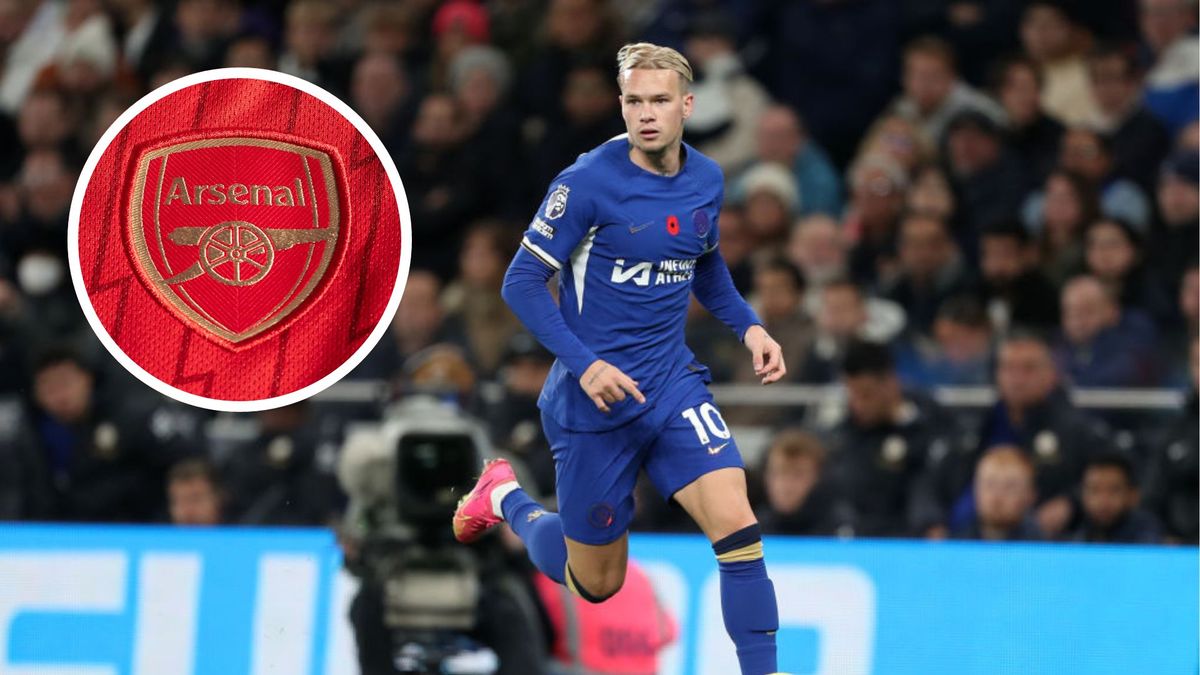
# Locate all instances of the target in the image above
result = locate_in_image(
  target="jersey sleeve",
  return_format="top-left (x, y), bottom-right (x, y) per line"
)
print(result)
top-left (519, 171), bottom-right (596, 270)
top-left (693, 248), bottom-right (761, 341)
top-left (702, 181), bottom-right (723, 254)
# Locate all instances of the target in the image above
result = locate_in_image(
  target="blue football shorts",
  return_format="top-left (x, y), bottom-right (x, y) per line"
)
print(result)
top-left (543, 369), bottom-right (745, 545)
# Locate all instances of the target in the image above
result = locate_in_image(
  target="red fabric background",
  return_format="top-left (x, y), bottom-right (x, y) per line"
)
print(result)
top-left (78, 78), bottom-right (403, 401)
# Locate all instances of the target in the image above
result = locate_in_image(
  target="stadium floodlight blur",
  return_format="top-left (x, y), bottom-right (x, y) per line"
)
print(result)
top-left (337, 396), bottom-right (519, 675)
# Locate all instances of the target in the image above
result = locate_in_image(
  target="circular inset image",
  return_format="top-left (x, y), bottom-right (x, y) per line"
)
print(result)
top-left (69, 68), bottom-right (411, 411)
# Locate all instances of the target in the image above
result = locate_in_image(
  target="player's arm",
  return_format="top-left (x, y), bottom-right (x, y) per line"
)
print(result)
top-left (501, 179), bottom-right (644, 412)
top-left (693, 248), bottom-right (786, 384)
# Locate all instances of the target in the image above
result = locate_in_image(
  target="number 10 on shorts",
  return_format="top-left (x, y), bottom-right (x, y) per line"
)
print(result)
top-left (681, 402), bottom-right (731, 445)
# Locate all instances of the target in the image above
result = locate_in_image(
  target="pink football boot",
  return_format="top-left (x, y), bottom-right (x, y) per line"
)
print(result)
top-left (452, 458), bottom-right (518, 543)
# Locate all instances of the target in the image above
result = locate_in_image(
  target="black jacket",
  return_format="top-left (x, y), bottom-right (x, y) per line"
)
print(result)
top-left (16, 396), bottom-right (199, 522)
top-left (1110, 106), bottom-right (1171, 194)
top-left (974, 269), bottom-right (1060, 335)
top-left (221, 414), bottom-right (345, 526)
top-left (825, 393), bottom-right (973, 537)
top-left (756, 480), bottom-right (846, 537)
top-left (1142, 391), bottom-right (1199, 543)
top-left (1010, 114), bottom-right (1064, 189)
top-left (978, 390), bottom-right (1114, 505)
top-left (1070, 508), bottom-right (1163, 544)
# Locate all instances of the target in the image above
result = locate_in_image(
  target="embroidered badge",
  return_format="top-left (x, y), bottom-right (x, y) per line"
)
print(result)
top-left (692, 209), bottom-right (711, 238)
top-left (544, 184), bottom-right (569, 220)
top-left (70, 69), bottom-right (410, 410)
top-left (128, 135), bottom-right (341, 343)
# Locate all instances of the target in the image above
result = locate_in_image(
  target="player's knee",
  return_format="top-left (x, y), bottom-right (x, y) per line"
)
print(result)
top-left (566, 564), bottom-right (625, 604)
top-left (708, 511), bottom-right (759, 546)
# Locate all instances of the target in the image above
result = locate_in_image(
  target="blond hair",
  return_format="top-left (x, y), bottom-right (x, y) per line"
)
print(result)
top-left (616, 42), bottom-right (693, 90)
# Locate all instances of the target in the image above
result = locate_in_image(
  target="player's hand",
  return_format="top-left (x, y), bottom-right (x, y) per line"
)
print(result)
top-left (580, 359), bottom-right (645, 413)
top-left (743, 324), bottom-right (786, 384)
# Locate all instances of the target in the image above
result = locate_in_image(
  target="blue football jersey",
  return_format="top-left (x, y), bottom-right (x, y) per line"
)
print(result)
top-left (520, 135), bottom-right (726, 432)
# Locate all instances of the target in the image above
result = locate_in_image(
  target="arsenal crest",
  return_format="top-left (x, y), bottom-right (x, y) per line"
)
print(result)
top-left (73, 69), bottom-right (408, 409)
top-left (128, 136), bottom-right (341, 344)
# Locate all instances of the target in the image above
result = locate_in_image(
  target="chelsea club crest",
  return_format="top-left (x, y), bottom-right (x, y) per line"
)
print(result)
top-left (545, 184), bottom-right (569, 220)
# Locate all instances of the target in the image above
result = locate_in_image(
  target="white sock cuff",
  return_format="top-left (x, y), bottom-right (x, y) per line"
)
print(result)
top-left (490, 481), bottom-right (519, 519)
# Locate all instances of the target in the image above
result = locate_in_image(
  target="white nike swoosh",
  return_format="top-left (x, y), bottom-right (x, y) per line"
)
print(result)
top-left (707, 442), bottom-right (729, 455)
top-left (629, 221), bottom-right (654, 234)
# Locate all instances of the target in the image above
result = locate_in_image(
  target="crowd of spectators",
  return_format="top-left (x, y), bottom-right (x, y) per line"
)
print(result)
top-left (0, 0), bottom-right (1196, 552)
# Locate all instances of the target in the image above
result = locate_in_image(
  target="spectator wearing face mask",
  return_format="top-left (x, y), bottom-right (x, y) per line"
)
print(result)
top-left (681, 13), bottom-right (772, 176)
top-left (3, 150), bottom-right (85, 347)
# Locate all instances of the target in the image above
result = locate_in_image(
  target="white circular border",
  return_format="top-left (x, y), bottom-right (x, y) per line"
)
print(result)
top-left (68, 67), bottom-right (413, 412)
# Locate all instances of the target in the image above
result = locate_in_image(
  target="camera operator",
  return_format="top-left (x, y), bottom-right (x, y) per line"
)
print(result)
top-left (339, 396), bottom-right (548, 675)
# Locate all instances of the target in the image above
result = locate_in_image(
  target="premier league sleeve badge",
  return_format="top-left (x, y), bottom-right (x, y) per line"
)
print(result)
top-left (69, 69), bottom-right (411, 411)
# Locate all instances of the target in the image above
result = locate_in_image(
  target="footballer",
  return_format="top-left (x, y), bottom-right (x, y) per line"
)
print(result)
top-left (453, 42), bottom-right (785, 674)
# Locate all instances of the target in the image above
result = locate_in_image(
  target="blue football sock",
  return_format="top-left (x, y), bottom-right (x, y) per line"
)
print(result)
top-left (713, 524), bottom-right (778, 675)
top-left (502, 488), bottom-right (568, 585)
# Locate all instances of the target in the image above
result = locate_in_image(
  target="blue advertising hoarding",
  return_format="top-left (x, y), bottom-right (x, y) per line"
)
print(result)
top-left (0, 524), bottom-right (1194, 674)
